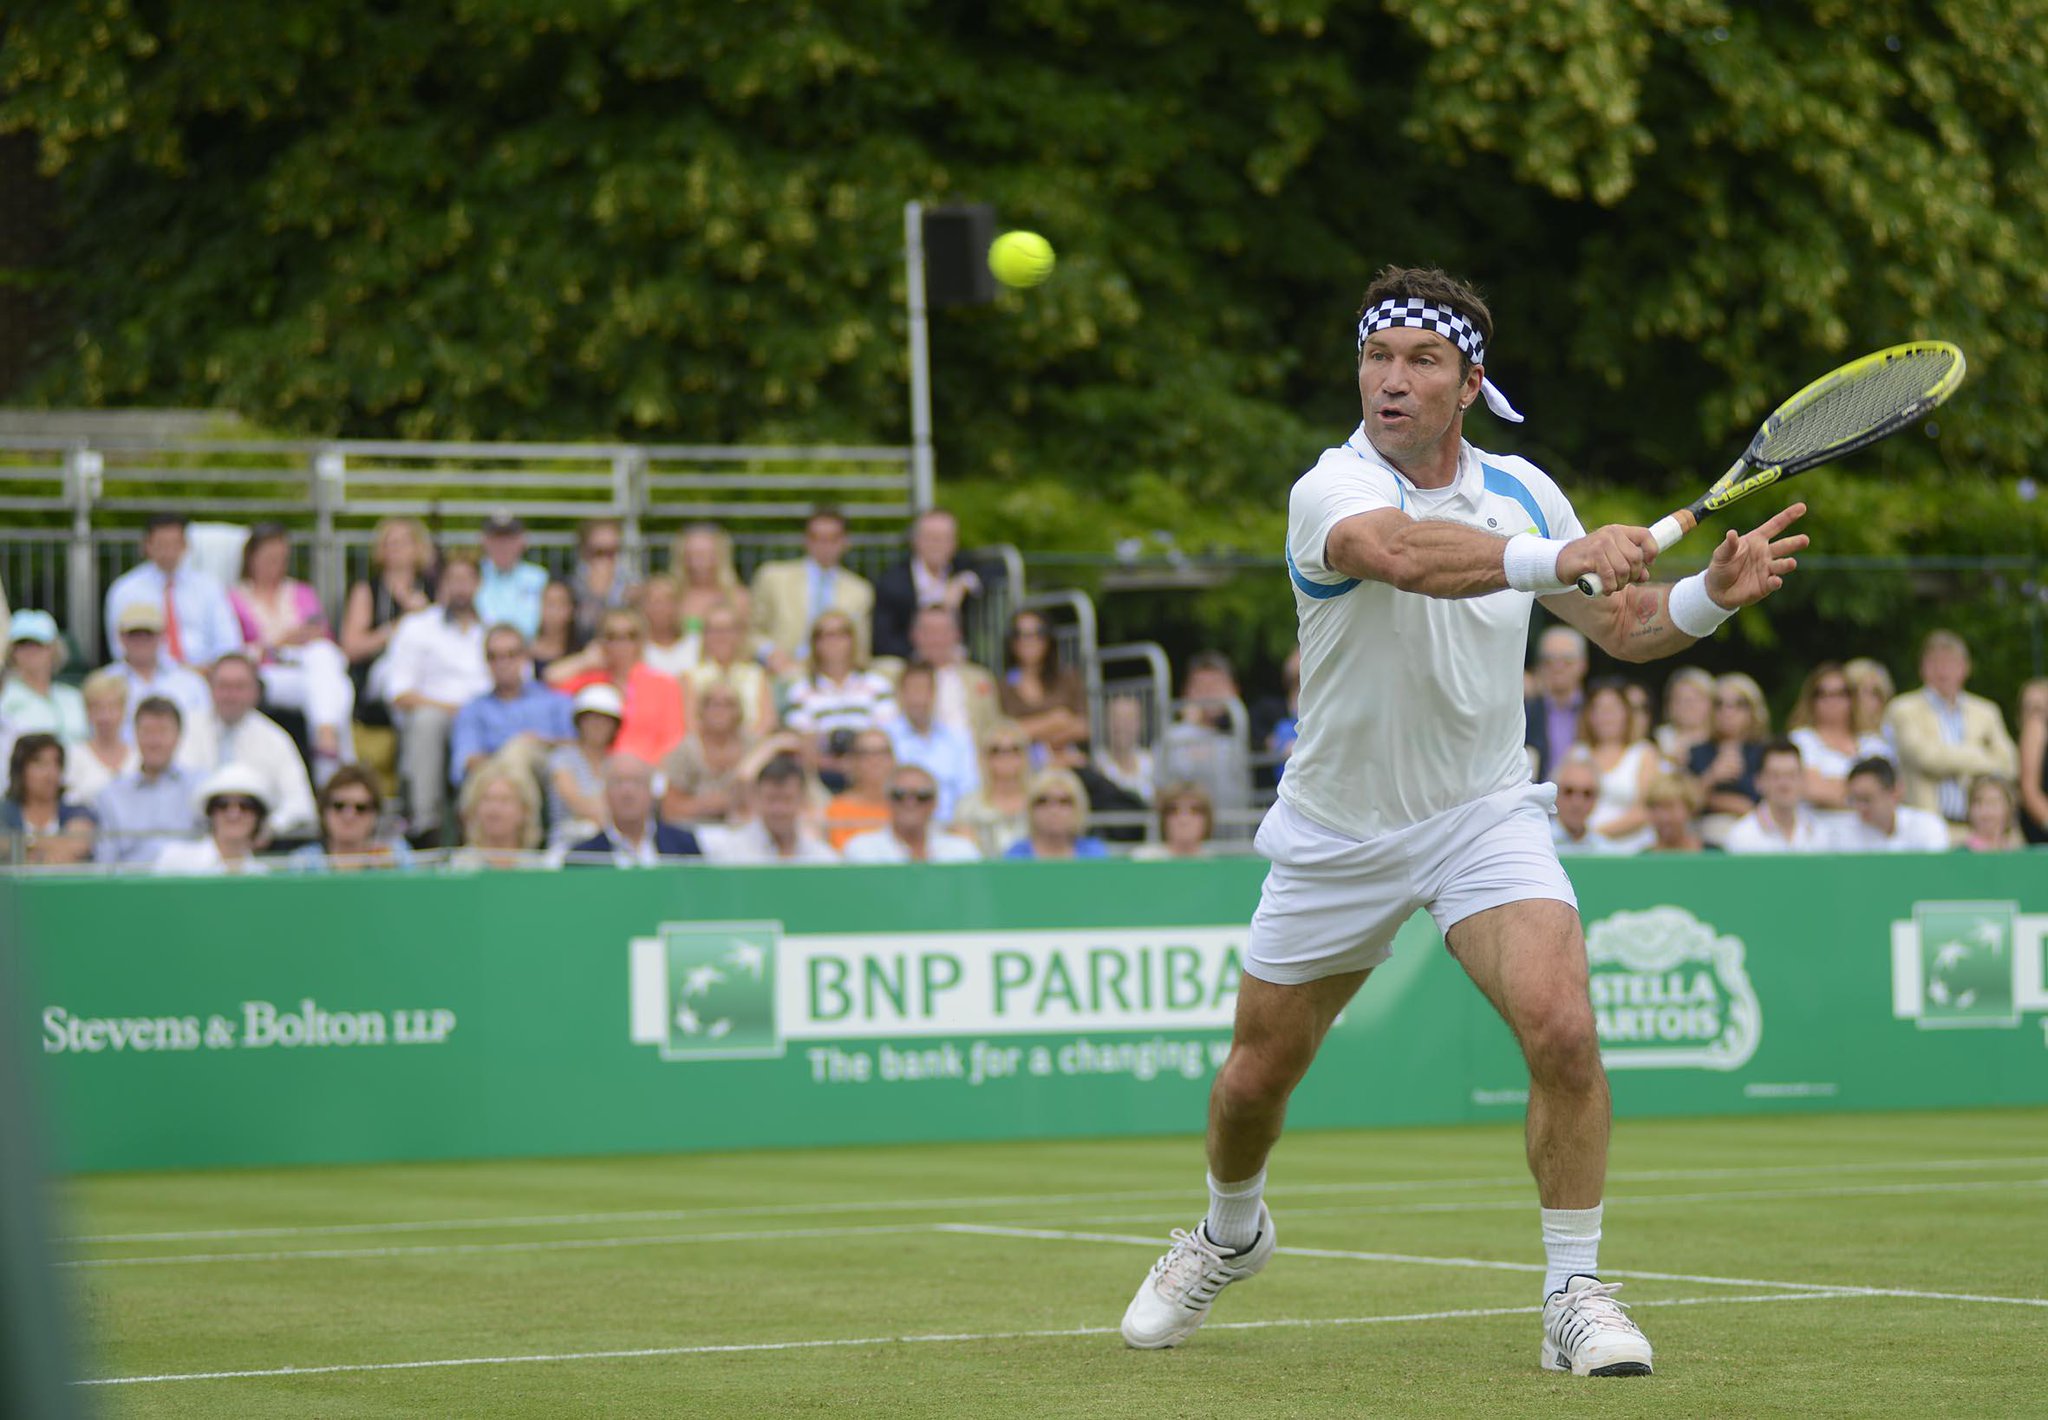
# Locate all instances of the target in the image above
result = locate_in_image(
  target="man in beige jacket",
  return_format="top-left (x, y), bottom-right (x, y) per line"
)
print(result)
top-left (1883, 630), bottom-right (2018, 839)
top-left (749, 507), bottom-right (875, 675)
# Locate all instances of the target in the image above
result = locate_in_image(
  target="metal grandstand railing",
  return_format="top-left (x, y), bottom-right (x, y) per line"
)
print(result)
top-left (0, 433), bottom-right (1025, 666)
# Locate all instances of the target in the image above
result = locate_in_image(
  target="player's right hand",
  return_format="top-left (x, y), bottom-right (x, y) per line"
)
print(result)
top-left (1558, 525), bottom-right (1660, 594)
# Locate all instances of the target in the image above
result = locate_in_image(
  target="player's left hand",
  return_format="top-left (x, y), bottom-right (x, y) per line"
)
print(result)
top-left (1704, 502), bottom-right (1809, 609)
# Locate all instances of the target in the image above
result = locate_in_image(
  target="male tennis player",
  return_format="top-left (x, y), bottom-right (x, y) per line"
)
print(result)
top-left (1121, 267), bottom-right (1808, 1376)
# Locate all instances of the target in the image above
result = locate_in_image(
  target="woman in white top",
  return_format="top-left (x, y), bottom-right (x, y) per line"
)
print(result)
top-left (1094, 694), bottom-right (1156, 806)
top-left (635, 573), bottom-right (699, 679)
top-left (1786, 661), bottom-right (1892, 810)
top-left (157, 764), bottom-right (271, 876)
top-left (65, 670), bottom-right (138, 806)
top-left (1566, 679), bottom-right (1658, 847)
top-left (230, 523), bottom-right (355, 768)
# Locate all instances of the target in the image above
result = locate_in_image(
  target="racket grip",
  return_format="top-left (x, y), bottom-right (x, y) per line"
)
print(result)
top-left (1575, 513), bottom-right (1694, 596)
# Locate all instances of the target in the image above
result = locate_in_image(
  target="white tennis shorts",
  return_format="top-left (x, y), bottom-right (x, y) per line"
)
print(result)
top-left (1245, 781), bottom-right (1578, 985)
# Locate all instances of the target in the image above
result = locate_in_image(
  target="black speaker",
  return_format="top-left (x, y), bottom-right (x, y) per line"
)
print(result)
top-left (923, 204), bottom-right (996, 307)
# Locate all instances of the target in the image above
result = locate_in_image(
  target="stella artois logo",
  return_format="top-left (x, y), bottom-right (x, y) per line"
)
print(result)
top-left (1583, 906), bottom-right (1762, 1071)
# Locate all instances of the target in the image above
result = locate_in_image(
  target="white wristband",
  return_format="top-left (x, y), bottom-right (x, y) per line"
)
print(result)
top-left (1503, 534), bottom-right (1572, 595)
top-left (1669, 571), bottom-right (1736, 639)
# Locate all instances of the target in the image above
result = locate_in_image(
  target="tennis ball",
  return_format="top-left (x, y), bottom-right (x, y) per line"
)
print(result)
top-left (988, 230), bottom-right (1056, 288)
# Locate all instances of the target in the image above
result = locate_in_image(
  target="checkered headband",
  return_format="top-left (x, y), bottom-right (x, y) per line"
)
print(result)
top-left (1356, 298), bottom-right (1524, 424)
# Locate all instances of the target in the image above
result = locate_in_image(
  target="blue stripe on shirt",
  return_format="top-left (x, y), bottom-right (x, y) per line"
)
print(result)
top-left (1482, 463), bottom-right (1549, 538)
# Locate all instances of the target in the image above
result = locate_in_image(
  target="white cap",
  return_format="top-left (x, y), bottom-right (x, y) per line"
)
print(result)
top-left (194, 761), bottom-right (272, 816)
top-left (571, 683), bottom-right (624, 720)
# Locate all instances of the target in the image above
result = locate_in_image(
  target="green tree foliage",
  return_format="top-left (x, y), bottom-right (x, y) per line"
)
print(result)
top-left (5, 1), bottom-right (2045, 688)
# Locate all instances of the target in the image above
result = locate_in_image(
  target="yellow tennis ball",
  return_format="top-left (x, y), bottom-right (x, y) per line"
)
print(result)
top-left (989, 230), bottom-right (1056, 288)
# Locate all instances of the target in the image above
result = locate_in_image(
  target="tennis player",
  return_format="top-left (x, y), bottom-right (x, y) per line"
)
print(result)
top-left (1120, 267), bottom-right (1809, 1376)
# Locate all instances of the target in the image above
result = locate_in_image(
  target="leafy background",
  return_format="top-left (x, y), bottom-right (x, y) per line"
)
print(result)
top-left (4, 0), bottom-right (2045, 706)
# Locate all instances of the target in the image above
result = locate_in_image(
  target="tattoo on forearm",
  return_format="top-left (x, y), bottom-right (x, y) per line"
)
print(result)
top-left (1624, 584), bottom-right (1670, 640)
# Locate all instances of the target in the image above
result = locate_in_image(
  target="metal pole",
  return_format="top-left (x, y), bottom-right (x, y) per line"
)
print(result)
top-left (64, 445), bottom-right (101, 664)
top-left (904, 200), bottom-right (936, 513)
top-left (312, 449), bottom-right (344, 617)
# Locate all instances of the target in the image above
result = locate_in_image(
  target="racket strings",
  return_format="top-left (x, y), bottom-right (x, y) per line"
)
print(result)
top-left (1754, 348), bottom-right (1960, 467)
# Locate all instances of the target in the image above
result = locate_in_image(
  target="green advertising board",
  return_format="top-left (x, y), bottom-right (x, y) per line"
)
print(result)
top-left (3, 853), bottom-right (2044, 1173)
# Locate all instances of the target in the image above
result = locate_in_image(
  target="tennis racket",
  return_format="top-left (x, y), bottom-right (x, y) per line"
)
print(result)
top-left (1578, 340), bottom-right (1966, 595)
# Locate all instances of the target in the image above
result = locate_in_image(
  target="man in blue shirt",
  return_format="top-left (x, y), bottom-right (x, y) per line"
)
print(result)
top-left (474, 510), bottom-right (549, 639)
top-left (887, 662), bottom-right (978, 823)
top-left (103, 514), bottom-right (240, 669)
top-left (450, 624), bottom-right (574, 788)
top-left (92, 696), bottom-right (201, 866)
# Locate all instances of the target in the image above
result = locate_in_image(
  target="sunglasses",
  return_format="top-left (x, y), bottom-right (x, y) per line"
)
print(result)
top-left (210, 797), bottom-right (261, 815)
top-left (989, 744), bottom-right (1026, 755)
top-left (1032, 795), bottom-right (1078, 808)
top-left (325, 799), bottom-right (377, 816)
top-left (888, 787), bottom-right (938, 804)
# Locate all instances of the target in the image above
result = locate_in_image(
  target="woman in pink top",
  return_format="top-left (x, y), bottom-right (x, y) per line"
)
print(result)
top-left (552, 607), bottom-right (687, 765)
top-left (230, 523), bottom-right (356, 768)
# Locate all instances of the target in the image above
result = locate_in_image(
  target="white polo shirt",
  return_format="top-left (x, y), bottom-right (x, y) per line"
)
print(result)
top-left (1724, 804), bottom-right (1829, 854)
top-left (1280, 427), bottom-right (1585, 842)
top-left (1828, 805), bottom-right (1952, 853)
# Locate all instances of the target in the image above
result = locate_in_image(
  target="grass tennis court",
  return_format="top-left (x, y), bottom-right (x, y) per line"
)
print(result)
top-left (62, 1106), bottom-right (2048, 1418)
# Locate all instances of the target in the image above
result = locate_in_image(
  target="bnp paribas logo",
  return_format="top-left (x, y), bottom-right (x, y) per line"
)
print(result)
top-left (628, 921), bottom-right (781, 1061)
top-left (1892, 901), bottom-right (2048, 1033)
top-left (1583, 906), bottom-right (1761, 1071)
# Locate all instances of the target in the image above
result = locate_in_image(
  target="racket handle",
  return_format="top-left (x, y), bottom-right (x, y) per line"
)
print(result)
top-left (1575, 512), bottom-right (1695, 596)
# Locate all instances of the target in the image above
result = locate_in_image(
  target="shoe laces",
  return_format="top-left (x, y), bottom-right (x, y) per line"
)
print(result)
top-left (1151, 1225), bottom-right (1230, 1299)
top-left (1561, 1280), bottom-right (1643, 1335)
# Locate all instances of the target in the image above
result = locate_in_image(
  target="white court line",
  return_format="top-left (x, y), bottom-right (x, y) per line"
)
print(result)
top-left (63, 1177), bottom-right (2048, 1270)
top-left (63, 1154), bottom-right (2048, 1245)
top-left (1071, 1177), bottom-right (2048, 1225)
top-left (938, 1223), bottom-right (2048, 1310)
top-left (73, 1290), bottom-right (1852, 1388)
top-left (56, 1223), bottom-right (936, 1271)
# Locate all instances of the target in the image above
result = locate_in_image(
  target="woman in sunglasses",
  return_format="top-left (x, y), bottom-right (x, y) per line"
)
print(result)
top-left (156, 763), bottom-right (273, 876)
top-left (1002, 767), bottom-right (1109, 860)
top-left (1786, 661), bottom-right (1893, 812)
top-left (289, 765), bottom-right (414, 872)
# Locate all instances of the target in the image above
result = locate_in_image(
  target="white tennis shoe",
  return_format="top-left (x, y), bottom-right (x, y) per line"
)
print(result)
top-left (1541, 1274), bottom-right (1654, 1377)
top-left (1119, 1205), bottom-right (1275, 1349)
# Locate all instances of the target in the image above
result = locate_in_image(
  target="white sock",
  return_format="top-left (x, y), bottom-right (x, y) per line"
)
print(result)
top-left (1204, 1169), bottom-right (1266, 1251)
top-left (1541, 1204), bottom-right (1603, 1298)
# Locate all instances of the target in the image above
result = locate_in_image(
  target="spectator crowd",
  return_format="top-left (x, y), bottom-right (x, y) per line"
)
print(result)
top-left (1, 507), bottom-right (2044, 874)
top-left (1526, 625), bottom-right (2046, 857)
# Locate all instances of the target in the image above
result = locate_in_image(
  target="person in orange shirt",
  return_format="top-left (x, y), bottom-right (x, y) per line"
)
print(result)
top-left (823, 726), bottom-right (894, 850)
top-left (549, 608), bottom-right (687, 765)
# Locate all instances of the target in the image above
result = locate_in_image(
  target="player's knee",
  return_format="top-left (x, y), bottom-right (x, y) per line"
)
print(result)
top-left (1216, 1039), bottom-right (1311, 1110)
top-left (1520, 1000), bottom-right (1603, 1093)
